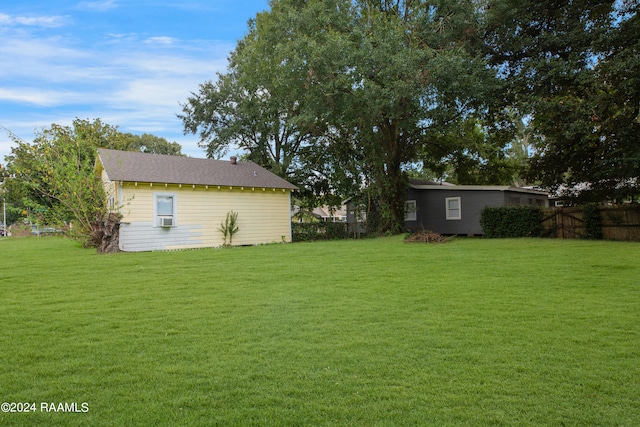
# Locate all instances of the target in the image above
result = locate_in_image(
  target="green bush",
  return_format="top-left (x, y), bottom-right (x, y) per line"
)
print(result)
top-left (582, 203), bottom-right (603, 240)
top-left (292, 222), bottom-right (349, 242)
top-left (480, 205), bottom-right (543, 238)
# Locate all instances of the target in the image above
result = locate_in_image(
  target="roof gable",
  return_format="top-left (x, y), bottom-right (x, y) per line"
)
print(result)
top-left (97, 148), bottom-right (297, 190)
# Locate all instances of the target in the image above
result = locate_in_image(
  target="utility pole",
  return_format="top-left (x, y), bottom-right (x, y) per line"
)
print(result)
top-left (1, 176), bottom-right (5, 237)
top-left (0, 163), bottom-right (4, 236)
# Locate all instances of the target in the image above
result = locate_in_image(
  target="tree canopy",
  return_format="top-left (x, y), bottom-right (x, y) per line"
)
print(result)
top-left (484, 0), bottom-right (640, 202)
top-left (182, 0), bottom-right (507, 232)
top-left (181, 0), bottom-right (640, 221)
top-left (126, 133), bottom-right (183, 156)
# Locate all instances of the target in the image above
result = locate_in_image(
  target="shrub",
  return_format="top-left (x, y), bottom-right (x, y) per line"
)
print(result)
top-left (292, 222), bottom-right (349, 242)
top-left (582, 203), bottom-right (603, 240)
top-left (480, 205), bottom-right (543, 238)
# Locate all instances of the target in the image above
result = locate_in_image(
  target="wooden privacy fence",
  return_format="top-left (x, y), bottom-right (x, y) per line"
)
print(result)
top-left (541, 205), bottom-right (640, 241)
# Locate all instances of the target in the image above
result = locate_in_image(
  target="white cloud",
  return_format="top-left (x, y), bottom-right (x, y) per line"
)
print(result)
top-left (0, 13), bottom-right (69, 28)
top-left (117, 52), bottom-right (227, 76)
top-left (0, 35), bottom-right (99, 87)
top-left (0, 9), bottom-right (237, 161)
top-left (77, 0), bottom-right (120, 12)
top-left (0, 87), bottom-right (87, 106)
top-left (144, 36), bottom-right (177, 45)
top-left (0, 33), bottom-right (87, 62)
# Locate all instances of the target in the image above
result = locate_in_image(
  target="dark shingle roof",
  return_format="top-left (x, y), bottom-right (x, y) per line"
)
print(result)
top-left (408, 178), bottom-right (456, 186)
top-left (97, 148), bottom-right (298, 190)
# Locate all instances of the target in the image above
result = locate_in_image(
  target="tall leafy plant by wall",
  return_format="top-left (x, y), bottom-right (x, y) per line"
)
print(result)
top-left (218, 211), bottom-right (240, 246)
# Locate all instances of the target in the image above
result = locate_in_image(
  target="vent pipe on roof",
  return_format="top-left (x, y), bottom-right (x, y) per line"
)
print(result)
top-left (230, 156), bottom-right (237, 165)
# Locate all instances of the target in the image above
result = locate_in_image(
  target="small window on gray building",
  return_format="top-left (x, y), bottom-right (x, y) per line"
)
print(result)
top-left (445, 197), bottom-right (461, 220)
top-left (510, 197), bottom-right (521, 206)
top-left (405, 200), bottom-right (417, 221)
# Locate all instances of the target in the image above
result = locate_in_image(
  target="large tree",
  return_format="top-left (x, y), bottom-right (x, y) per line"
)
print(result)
top-left (182, 0), bottom-right (501, 232)
top-left (179, 6), bottom-right (322, 176)
top-left (181, 1), bottom-right (347, 212)
top-left (126, 133), bottom-right (183, 156)
top-left (484, 0), bottom-right (640, 203)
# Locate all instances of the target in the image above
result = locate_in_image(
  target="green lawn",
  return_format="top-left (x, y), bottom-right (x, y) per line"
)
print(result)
top-left (1, 236), bottom-right (639, 426)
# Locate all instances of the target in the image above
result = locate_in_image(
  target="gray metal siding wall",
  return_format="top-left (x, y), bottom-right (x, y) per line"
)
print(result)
top-left (407, 189), bottom-right (507, 235)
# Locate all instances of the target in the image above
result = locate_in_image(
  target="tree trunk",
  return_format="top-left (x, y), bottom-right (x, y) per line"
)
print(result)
top-left (91, 213), bottom-right (121, 253)
top-left (370, 121), bottom-right (408, 234)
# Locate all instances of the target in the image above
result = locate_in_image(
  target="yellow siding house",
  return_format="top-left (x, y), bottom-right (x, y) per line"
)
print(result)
top-left (96, 148), bottom-right (298, 252)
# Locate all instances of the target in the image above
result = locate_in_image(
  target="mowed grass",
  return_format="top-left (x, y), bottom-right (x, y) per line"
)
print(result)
top-left (0, 236), bottom-right (639, 426)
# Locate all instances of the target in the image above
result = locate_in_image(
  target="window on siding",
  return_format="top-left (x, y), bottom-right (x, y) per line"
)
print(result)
top-left (405, 200), bottom-right (417, 221)
top-left (445, 197), bottom-right (461, 220)
top-left (155, 193), bottom-right (176, 227)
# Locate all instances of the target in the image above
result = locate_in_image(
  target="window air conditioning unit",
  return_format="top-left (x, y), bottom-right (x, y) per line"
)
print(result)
top-left (160, 217), bottom-right (173, 227)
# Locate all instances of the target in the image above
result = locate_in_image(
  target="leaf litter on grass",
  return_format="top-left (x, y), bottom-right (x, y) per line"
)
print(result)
top-left (405, 229), bottom-right (453, 243)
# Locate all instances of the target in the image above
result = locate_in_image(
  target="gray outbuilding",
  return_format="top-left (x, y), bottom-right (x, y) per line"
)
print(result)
top-left (405, 179), bottom-right (550, 235)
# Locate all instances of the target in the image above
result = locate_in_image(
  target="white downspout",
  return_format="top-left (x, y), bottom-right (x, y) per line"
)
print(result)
top-left (118, 181), bottom-right (124, 251)
top-left (289, 190), bottom-right (293, 243)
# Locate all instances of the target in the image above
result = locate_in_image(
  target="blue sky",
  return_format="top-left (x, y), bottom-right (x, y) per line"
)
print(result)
top-left (0, 0), bottom-right (270, 162)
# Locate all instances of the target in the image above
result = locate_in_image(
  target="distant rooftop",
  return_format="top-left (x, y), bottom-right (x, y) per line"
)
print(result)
top-left (408, 178), bottom-right (549, 195)
top-left (408, 178), bottom-right (456, 186)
